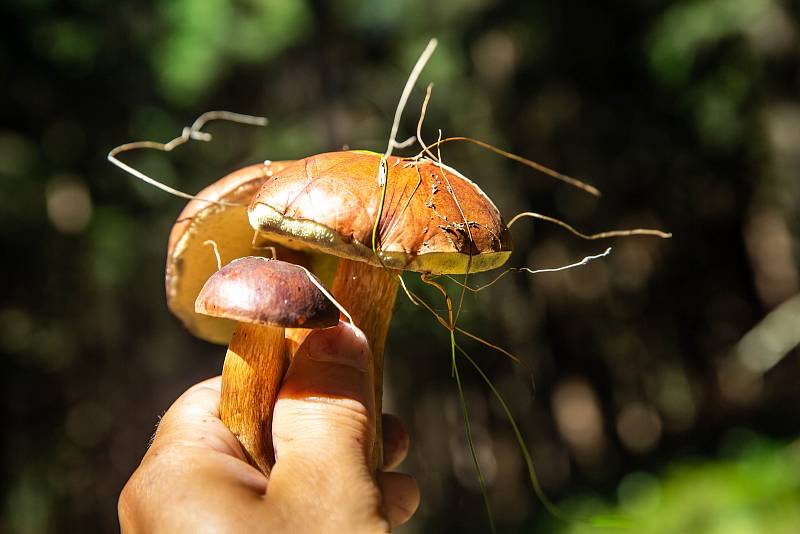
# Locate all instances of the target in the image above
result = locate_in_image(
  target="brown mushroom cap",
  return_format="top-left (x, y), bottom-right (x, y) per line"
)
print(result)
top-left (247, 151), bottom-right (512, 275)
top-left (195, 256), bottom-right (339, 328)
top-left (166, 160), bottom-right (302, 344)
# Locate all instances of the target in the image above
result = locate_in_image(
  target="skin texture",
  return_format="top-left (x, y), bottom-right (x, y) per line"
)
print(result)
top-left (119, 323), bottom-right (418, 533)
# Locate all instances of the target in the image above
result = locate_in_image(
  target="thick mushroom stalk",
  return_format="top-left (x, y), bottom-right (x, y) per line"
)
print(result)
top-left (331, 259), bottom-right (398, 468)
top-left (195, 256), bottom-right (339, 474)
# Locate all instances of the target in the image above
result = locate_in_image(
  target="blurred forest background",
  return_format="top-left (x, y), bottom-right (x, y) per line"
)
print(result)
top-left (2, 0), bottom-right (799, 532)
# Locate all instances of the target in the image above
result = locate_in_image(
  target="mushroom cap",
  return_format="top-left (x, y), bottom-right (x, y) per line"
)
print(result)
top-left (166, 160), bottom-right (303, 344)
top-left (195, 256), bottom-right (339, 328)
top-left (248, 151), bottom-right (512, 275)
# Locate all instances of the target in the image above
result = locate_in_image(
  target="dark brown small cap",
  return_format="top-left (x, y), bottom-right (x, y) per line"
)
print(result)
top-left (195, 256), bottom-right (339, 328)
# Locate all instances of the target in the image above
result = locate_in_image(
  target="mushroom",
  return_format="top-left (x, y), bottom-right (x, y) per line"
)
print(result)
top-left (247, 150), bottom-right (512, 467)
top-left (165, 160), bottom-right (302, 344)
top-left (195, 256), bottom-right (339, 474)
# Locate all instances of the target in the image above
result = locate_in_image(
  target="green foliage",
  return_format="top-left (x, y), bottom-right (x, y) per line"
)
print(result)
top-left (560, 436), bottom-right (800, 534)
top-left (646, 0), bottom-right (773, 86)
top-left (154, 0), bottom-right (311, 105)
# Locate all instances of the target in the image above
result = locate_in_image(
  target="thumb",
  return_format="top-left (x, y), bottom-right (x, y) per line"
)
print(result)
top-left (268, 322), bottom-right (387, 530)
top-left (271, 321), bottom-right (375, 475)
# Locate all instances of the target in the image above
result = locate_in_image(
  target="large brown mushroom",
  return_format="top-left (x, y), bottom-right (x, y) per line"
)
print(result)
top-left (195, 256), bottom-right (339, 474)
top-left (247, 150), bottom-right (512, 467)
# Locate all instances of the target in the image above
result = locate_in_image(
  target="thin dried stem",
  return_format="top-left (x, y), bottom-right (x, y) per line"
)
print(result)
top-left (508, 211), bottom-right (672, 239)
top-left (392, 136), bottom-right (418, 149)
top-left (250, 231), bottom-right (277, 259)
top-left (421, 273), bottom-right (454, 330)
top-left (397, 275), bottom-right (453, 331)
top-left (398, 274), bottom-right (533, 379)
top-left (373, 38), bottom-right (438, 254)
top-left (415, 83), bottom-right (437, 162)
top-left (203, 239), bottom-right (222, 271)
top-left (445, 247), bottom-right (613, 292)
top-left (380, 38), bottom-right (439, 177)
top-left (107, 111), bottom-right (268, 206)
top-left (419, 136), bottom-right (601, 197)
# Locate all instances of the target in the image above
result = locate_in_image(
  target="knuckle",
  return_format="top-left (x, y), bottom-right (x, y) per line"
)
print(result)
top-left (273, 397), bottom-right (373, 447)
top-left (118, 470), bottom-right (146, 530)
top-left (117, 483), bottom-right (131, 519)
top-left (171, 385), bottom-right (217, 415)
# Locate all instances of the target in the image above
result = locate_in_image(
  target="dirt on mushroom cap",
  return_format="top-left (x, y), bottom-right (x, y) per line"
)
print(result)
top-left (247, 151), bottom-right (513, 275)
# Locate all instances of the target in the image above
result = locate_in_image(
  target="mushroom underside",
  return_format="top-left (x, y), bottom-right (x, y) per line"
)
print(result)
top-left (249, 203), bottom-right (512, 275)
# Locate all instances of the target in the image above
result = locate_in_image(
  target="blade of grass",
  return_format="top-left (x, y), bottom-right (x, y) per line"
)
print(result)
top-left (456, 342), bottom-right (566, 520)
top-left (455, 343), bottom-right (633, 529)
top-left (452, 331), bottom-right (496, 534)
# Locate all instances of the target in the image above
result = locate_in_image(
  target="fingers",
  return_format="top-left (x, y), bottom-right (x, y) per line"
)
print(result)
top-left (377, 472), bottom-right (420, 527)
top-left (382, 414), bottom-right (409, 470)
top-left (271, 322), bottom-right (375, 468)
top-left (381, 414), bottom-right (415, 527)
top-left (149, 376), bottom-right (247, 461)
top-left (151, 376), bottom-right (411, 472)
top-left (121, 377), bottom-right (270, 532)
top-left (123, 332), bottom-right (417, 533)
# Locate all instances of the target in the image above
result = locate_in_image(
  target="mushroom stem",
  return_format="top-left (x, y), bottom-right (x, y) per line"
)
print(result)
top-left (330, 259), bottom-right (399, 469)
top-left (220, 322), bottom-right (288, 475)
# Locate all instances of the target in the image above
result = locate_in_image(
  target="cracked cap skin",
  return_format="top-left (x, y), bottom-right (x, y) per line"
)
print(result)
top-left (247, 150), bottom-right (512, 275)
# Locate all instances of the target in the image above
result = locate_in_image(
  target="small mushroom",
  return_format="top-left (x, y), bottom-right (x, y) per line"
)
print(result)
top-left (195, 256), bottom-right (339, 475)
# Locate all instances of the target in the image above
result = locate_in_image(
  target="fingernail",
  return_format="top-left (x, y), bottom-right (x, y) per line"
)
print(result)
top-left (307, 322), bottom-right (370, 370)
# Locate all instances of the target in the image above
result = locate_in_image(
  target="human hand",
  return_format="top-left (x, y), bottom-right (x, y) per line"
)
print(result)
top-left (119, 323), bottom-right (419, 533)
